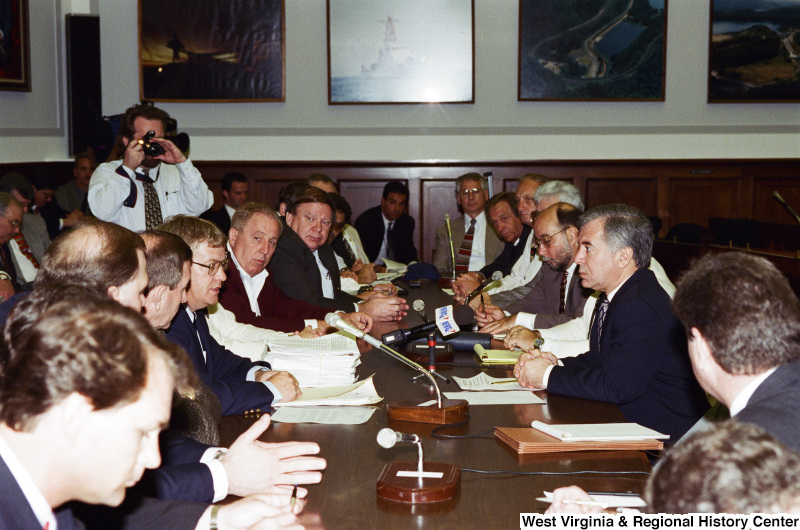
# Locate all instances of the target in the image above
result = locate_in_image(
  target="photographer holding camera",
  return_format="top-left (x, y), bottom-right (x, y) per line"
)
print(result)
top-left (88, 103), bottom-right (213, 232)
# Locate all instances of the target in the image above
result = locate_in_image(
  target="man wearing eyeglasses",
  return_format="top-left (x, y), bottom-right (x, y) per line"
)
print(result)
top-left (0, 193), bottom-right (23, 303)
top-left (432, 173), bottom-right (504, 276)
top-left (478, 203), bottom-right (593, 336)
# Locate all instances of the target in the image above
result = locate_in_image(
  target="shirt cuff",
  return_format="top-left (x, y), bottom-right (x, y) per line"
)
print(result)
top-left (515, 312), bottom-right (537, 329)
top-left (199, 448), bottom-right (229, 502)
top-left (245, 367), bottom-right (283, 403)
top-left (542, 364), bottom-right (555, 388)
top-left (304, 319), bottom-right (318, 329)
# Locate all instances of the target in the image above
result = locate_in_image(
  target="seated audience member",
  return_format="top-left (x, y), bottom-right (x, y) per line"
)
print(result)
top-left (307, 173), bottom-right (338, 194)
top-left (277, 181), bottom-right (311, 217)
top-left (478, 202), bottom-right (593, 334)
top-left (329, 192), bottom-right (376, 284)
top-left (31, 168), bottom-right (84, 240)
top-left (6, 219), bottom-right (326, 506)
top-left (548, 421), bottom-right (800, 514)
top-left (452, 192), bottom-right (530, 302)
top-left (0, 292), bottom-right (305, 529)
top-left (55, 151), bottom-right (93, 214)
top-left (0, 174), bottom-right (45, 287)
top-left (0, 193), bottom-right (23, 302)
top-left (220, 202), bottom-right (372, 333)
top-left (271, 186), bottom-right (408, 322)
top-left (671, 252), bottom-right (800, 451)
top-left (201, 171), bottom-right (249, 234)
top-left (514, 204), bottom-right (708, 442)
top-left (354, 181), bottom-right (418, 266)
top-left (159, 215), bottom-right (302, 412)
top-left (432, 172), bottom-right (504, 276)
top-left (88, 103), bottom-right (213, 232)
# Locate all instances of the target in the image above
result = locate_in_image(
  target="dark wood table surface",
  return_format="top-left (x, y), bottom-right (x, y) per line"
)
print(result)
top-left (220, 280), bottom-right (651, 528)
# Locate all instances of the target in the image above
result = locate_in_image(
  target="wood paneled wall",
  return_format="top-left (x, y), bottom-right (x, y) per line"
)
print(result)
top-left (3, 159), bottom-right (798, 262)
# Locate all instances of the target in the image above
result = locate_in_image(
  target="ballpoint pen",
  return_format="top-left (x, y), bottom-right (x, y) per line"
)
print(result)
top-left (290, 484), bottom-right (298, 510)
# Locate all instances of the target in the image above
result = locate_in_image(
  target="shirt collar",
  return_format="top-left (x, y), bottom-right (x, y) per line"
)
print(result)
top-left (0, 432), bottom-right (56, 529)
top-left (730, 367), bottom-right (778, 417)
top-left (224, 204), bottom-right (236, 220)
top-left (228, 242), bottom-right (269, 282)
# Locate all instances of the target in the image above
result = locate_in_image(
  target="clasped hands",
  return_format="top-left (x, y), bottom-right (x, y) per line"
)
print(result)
top-left (506, 326), bottom-right (558, 390)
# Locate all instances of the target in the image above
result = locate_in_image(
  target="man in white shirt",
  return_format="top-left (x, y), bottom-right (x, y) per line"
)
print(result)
top-left (88, 104), bottom-right (213, 232)
top-left (432, 172), bottom-right (504, 276)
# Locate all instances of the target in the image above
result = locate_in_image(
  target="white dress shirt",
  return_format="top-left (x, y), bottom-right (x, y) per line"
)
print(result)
top-left (0, 433), bottom-right (56, 529)
top-left (515, 263), bottom-right (578, 329)
top-left (466, 211), bottom-right (489, 271)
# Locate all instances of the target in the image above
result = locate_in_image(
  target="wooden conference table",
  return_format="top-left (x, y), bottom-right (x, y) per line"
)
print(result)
top-left (219, 280), bottom-right (651, 528)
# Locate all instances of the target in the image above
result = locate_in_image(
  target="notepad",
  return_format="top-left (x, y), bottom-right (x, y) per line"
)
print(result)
top-left (474, 344), bottom-right (522, 366)
top-left (531, 421), bottom-right (669, 442)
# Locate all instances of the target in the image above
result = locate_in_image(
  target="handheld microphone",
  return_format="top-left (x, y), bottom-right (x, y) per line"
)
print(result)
top-left (412, 299), bottom-right (428, 323)
top-left (377, 428), bottom-right (420, 449)
top-left (774, 191), bottom-right (800, 225)
top-left (465, 270), bottom-right (503, 304)
top-left (381, 305), bottom-right (475, 347)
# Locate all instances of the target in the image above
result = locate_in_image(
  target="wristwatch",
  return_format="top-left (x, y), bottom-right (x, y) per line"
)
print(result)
top-left (533, 337), bottom-right (545, 350)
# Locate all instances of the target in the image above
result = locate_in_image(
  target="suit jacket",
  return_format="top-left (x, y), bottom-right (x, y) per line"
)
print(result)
top-left (735, 360), bottom-right (800, 453)
top-left (432, 213), bottom-right (504, 275)
top-left (200, 207), bottom-right (232, 236)
top-left (271, 226), bottom-right (361, 312)
top-left (353, 206), bottom-right (418, 264)
top-left (165, 307), bottom-right (275, 415)
top-left (219, 261), bottom-right (329, 332)
top-left (548, 268), bottom-right (708, 442)
top-left (506, 264), bottom-right (593, 329)
top-left (480, 224), bottom-right (532, 278)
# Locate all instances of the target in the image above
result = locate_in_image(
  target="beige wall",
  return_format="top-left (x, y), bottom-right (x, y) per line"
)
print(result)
top-left (1, 1), bottom-right (798, 163)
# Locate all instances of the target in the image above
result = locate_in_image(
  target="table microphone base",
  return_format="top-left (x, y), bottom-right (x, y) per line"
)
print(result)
top-left (377, 462), bottom-right (460, 503)
top-left (386, 398), bottom-right (468, 424)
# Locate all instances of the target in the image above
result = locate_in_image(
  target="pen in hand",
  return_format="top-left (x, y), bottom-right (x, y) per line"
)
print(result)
top-left (290, 484), bottom-right (298, 510)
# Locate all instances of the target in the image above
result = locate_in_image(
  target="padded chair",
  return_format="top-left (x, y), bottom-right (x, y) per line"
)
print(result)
top-left (664, 223), bottom-right (705, 244)
top-left (709, 218), bottom-right (762, 248)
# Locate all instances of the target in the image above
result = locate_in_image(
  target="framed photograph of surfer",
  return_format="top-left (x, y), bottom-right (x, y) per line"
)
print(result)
top-left (138, 0), bottom-right (285, 102)
top-left (708, 0), bottom-right (800, 103)
top-left (518, 0), bottom-right (667, 101)
top-left (0, 0), bottom-right (31, 92)
top-left (327, 0), bottom-right (474, 104)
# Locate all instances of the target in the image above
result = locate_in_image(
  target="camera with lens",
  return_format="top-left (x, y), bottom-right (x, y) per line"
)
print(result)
top-left (139, 130), bottom-right (164, 157)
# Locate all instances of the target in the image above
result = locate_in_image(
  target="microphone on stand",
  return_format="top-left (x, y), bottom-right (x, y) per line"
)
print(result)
top-left (376, 428), bottom-right (461, 503)
top-left (412, 299), bottom-right (428, 323)
top-left (324, 313), bottom-right (468, 424)
top-left (464, 270), bottom-right (503, 304)
top-left (774, 191), bottom-right (800, 226)
top-left (445, 214), bottom-right (456, 280)
top-left (381, 305), bottom-right (475, 347)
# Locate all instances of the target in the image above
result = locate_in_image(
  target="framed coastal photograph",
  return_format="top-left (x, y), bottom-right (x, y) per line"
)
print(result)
top-left (327, 0), bottom-right (474, 104)
top-left (518, 0), bottom-right (667, 101)
top-left (0, 0), bottom-right (31, 92)
top-left (709, 0), bottom-right (800, 103)
top-left (139, 0), bottom-right (285, 102)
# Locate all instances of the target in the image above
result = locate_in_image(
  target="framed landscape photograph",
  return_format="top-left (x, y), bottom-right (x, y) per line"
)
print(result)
top-left (0, 0), bottom-right (31, 92)
top-left (327, 0), bottom-right (474, 104)
top-left (139, 0), bottom-right (285, 102)
top-left (518, 0), bottom-right (667, 101)
top-left (709, 0), bottom-right (800, 103)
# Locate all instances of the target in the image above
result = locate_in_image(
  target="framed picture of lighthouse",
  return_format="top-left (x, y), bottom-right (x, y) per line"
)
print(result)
top-left (327, 0), bottom-right (474, 104)
top-left (138, 0), bottom-right (285, 102)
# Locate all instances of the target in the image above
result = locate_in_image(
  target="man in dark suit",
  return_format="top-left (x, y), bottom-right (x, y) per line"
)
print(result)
top-left (672, 252), bottom-right (800, 452)
top-left (354, 181), bottom-right (418, 265)
top-left (201, 171), bottom-right (249, 235)
top-left (159, 215), bottom-right (301, 414)
top-left (271, 186), bottom-right (408, 322)
top-left (0, 290), bottom-right (302, 528)
top-left (220, 201), bottom-right (371, 333)
top-left (514, 204), bottom-right (708, 442)
top-left (479, 203), bottom-right (592, 336)
top-left (0, 193), bottom-right (23, 302)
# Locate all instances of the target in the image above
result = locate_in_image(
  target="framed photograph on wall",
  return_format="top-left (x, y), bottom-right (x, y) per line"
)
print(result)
top-left (327, 0), bottom-right (474, 104)
top-left (0, 0), bottom-right (31, 92)
top-left (518, 0), bottom-right (667, 101)
top-left (708, 0), bottom-right (800, 103)
top-left (139, 0), bottom-right (285, 102)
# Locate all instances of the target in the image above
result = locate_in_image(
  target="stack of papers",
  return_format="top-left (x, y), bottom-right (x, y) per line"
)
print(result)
top-left (273, 376), bottom-right (383, 407)
top-left (265, 333), bottom-right (360, 386)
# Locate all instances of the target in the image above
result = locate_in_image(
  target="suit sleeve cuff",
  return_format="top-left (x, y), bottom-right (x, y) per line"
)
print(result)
top-left (200, 448), bottom-right (229, 502)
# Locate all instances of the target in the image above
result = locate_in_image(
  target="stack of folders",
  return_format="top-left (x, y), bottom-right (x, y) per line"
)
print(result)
top-left (495, 421), bottom-right (667, 454)
top-left (474, 344), bottom-right (523, 366)
top-left (264, 333), bottom-right (361, 387)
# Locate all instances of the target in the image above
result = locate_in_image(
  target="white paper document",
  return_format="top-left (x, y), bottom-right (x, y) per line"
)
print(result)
top-left (438, 391), bottom-right (544, 405)
top-left (452, 373), bottom-right (527, 391)
top-left (381, 258), bottom-right (408, 273)
top-left (266, 333), bottom-right (359, 355)
top-left (538, 491), bottom-right (647, 509)
top-left (273, 376), bottom-right (383, 407)
top-left (271, 406), bottom-right (376, 425)
top-left (531, 421), bottom-right (669, 442)
top-left (265, 333), bottom-right (361, 386)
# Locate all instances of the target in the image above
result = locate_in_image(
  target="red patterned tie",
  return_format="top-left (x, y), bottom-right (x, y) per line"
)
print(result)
top-left (558, 270), bottom-right (568, 314)
top-left (455, 218), bottom-right (476, 273)
top-left (13, 233), bottom-right (39, 268)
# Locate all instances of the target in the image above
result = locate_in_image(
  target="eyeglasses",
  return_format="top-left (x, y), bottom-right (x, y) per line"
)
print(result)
top-left (533, 227), bottom-right (567, 248)
top-left (459, 188), bottom-right (483, 197)
top-left (2, 215), bottom-right (20, 228)
top-left (192, 253), bottom-right (230, 276)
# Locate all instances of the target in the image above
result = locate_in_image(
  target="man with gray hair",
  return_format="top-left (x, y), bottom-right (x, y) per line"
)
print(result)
top-left (514, 204), bottom-right (708, 442)
top-left (0, 193), bottom-right (23, 301)
top-left (432, 173), bottom-right (504, 276)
